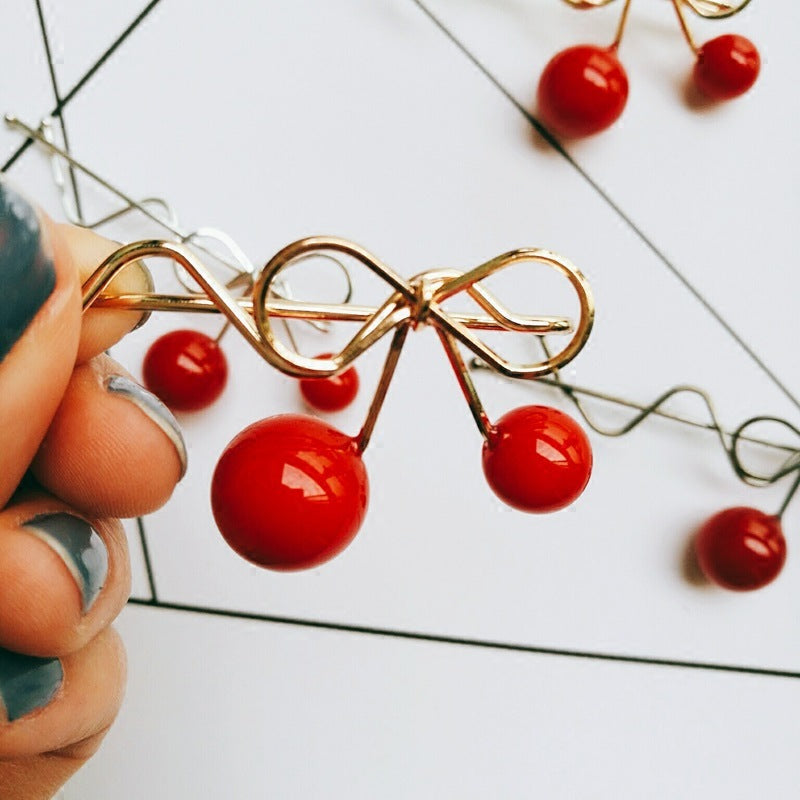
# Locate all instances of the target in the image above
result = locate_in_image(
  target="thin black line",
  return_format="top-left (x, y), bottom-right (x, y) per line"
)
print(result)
top-left (136, 517), bottom-right (159, 603)
top-left (127, 597), bottom-right (800, 681)
top-left (409, 0), bottom-right (800, 415)
top-left (34, 0), bottom-right (84, 221)
top-left (2, 0), bottom-right (164, 173)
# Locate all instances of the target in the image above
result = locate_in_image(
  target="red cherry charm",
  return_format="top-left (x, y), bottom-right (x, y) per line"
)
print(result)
top-left (482, 405), bottom-right (592, 513)
top-left (299, 353), bottom-right (359, 412)
top-left (143, 329), bottom-right (228, 412)
top-left (694, 507), bottom-right (786, 591)
top-left (693, 34), bottom-right (760, 100)
top-left (537, 45), bottom-right (629, 138)
top-left (211, 414), bottom-right (369, 570)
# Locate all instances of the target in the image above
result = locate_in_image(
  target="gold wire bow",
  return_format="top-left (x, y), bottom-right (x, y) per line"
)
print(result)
top-left (82, 237), bottom-right (594, 450)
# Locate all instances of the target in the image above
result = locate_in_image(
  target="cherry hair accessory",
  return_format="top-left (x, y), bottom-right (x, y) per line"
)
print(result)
top-left (79, 236), bottom-right (595, 571)
top-left (536, 0), bottom-right (759, 138)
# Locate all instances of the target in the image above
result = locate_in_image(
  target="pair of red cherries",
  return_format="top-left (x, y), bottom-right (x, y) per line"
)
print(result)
top-left (141, 328), bottom-right (786, 592)
top-left (537, 33), bottom-right (760, 138)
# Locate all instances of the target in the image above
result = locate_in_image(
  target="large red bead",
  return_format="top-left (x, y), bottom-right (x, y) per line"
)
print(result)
top-left (693, 35), bottom-right (759, 101)
top-left (482, 405), bottom-right (592, 513)
top-left (536, 45), bottom-right (629, 138)
top-left (142, 329), bottom-right (227, 412)
top-left (211, 414), bottom-right (369, 570)
top-left (299, 353), bottom-right (359, 412)
top-left (694, 507), bottom-right (786, 591)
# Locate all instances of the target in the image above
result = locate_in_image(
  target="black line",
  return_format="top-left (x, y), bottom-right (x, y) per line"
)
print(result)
top-left (409, 0), bottom-right (800, 415)
top-left (127, 597), bottom-right (800, 681)
top-left (34, 0), bottom-right (84, 221)
top-left (136, 517), bottom-right (159, 603)
top-left (2, 0), bottom-right (164, 173)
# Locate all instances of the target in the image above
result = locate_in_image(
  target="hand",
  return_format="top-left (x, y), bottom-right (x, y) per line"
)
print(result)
top-left (0, 180), bottom-right (186, 798)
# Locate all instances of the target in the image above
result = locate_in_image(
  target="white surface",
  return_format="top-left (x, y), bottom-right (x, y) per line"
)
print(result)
top-left (1, 0), bottom-right (798, 797)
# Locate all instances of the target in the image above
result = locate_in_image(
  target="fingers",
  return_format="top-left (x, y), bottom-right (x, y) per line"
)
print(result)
top-left (56, 223), bottom-right (153, 364)
top-left (0, 627), bottom-right (126, 770)
top-left (32, 354), bottom-right (187, 519)
top-left (0, 182), bottom-right (80, 508)
top-left (0, 183), bottom-right (151, 508)
top-left (0, 494), bottom-right (129, 657)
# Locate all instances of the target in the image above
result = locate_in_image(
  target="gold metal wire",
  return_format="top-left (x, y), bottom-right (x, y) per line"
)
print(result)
top-left (82, 238), bottom-right (594, 450)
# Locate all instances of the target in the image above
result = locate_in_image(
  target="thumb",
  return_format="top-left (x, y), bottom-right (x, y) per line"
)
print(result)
top-left (0, 179), bottom-right (80, 507)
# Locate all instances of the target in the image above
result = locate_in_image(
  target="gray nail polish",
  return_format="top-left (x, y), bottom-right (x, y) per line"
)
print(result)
top-left (0, 181), bottom-right (56, 362)
top-left (24, 513), bottom-right (108, 613)
top-left (106, 375), bottom-right (188, 477)
top-left (0, 648), bottom-right (62, 722)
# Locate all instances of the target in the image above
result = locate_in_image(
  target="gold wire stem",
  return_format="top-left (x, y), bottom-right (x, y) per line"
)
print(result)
top-left (437, 330), bottom-right (492, 441)
top-left (356, 325), bottom-right (410, 453)
top-left (611, 0), bottom-right (634, 50)
top-left (90, 292), bottom-right (573, 333)
top-left (671, 0), bottom-right (699, 54)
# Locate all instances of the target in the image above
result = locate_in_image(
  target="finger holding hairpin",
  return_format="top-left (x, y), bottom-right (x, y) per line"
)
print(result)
top-left (58, 225), bottom-right (154, 363)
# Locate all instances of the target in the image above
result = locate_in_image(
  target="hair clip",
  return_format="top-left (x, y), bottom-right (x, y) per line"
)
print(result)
top-left (472, 338), bottom-right (800, 592)
top-left (81, 237), bottom-right (594, 571)
top-left (537, 0), bottom-right (759, 138)
top-left (8, 114), bottom-right (359, 414)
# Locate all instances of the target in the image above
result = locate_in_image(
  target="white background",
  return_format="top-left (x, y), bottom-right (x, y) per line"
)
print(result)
top-left (2, 0), bottom-right (799, 797)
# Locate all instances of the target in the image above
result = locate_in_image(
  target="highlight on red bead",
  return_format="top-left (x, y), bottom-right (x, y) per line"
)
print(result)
top-left (211, 414), bottom-right (369, 571)
top-left (536, 44), bottom-right (629, 138)
top-left (142, 329), bottom-right (228, 412)
top-left (299, 353), bottom-right (360, 412)
top-left (482, 405), bottom-right (592, 513)
top-left (693, 34), bottom-right (760, 100)
top-left (694, 507), bottom-right (786, 591)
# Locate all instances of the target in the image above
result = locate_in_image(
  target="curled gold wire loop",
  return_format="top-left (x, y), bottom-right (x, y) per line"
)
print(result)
top-left (83, 237), bottom-right (593, 383)
top-left (253, 237), bottom-right (594, 380)
top-left (682, 0), bottom-right (753, 19)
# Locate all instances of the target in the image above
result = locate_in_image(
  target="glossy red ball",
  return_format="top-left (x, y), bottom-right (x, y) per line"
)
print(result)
top-left (694, 507), bottom-right (786, 591)
top-left (143, 329), bottom-right (227, 412)
top-left (537, 45), bottom-right (629, 138)
top-left (693, 34), bottom-right (760, 100)
top-left (211, 414), bottom-right (369, 570)
top-left (299, 353), bottom-right (359, 412)
top-left (482, 405), bottom-right (592, 513)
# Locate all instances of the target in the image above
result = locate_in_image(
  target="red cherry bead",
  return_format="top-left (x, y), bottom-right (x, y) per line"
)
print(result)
top-left (693, 34), bottom-right (759, 101)
top-left (211, 414), bottom-right (369, 570)
top-left (299, 353), bottom-right (359, 412)
top-left (694, 507), bottom-right (786, 591)
top-left (537, 45), bottom-right (629, 138)
top-left (143, 329), bottom-right (227, 412)
top-left (482, 405), bottom-right (592, 513)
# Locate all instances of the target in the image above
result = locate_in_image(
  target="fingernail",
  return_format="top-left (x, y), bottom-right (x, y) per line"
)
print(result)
top-left (105, 375), bottom-right (188, 477)
top-left (0, 181), bottom-right (56, 363)
top-left (130, 259), bottom-right (154, 332)
top-left (23, 513), bottom-right (108, 613)
top-left (0, 648), bottom-right (62, 722)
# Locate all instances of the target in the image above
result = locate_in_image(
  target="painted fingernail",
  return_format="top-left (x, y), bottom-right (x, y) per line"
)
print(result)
top-left (0, 648), bottom-right (62, 722)
top-left (0, 181), bottom-right (56, 363)
top-left (106, 375), bottom-right (188, 477)
top-left (23, 513), bottom-right (108, 613)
